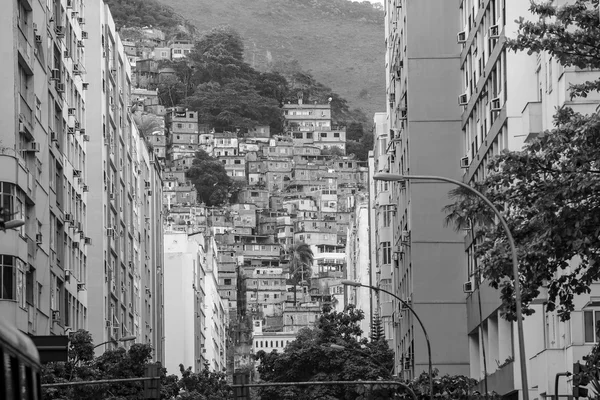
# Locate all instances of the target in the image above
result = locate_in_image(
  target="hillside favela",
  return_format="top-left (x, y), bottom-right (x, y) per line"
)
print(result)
top-left (3, 0), bottom-right (600, 400)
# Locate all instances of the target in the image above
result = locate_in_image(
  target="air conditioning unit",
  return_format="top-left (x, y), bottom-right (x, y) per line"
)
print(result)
top-left (463, 280), bottom-right (474, 293)
top-left (398, 107), bottom-right (407, 120)
top-left (35, 34), bottom-right (42, 43)
top-left (51, 69), bottom-right (61, 80)
top-left (489, 24), bottom-right (500, 39)
top-left (81, 31), bottom-right (88, 39)
top-left (68, 107), bottom-right (75, 115)
top-left (74, 121), bottom-right (81, 130)
top-left (82, 185), bottom-right (89, 192)
top-left (52, 310), bottom-right (60, 320)
top-left (56, 82), bottom-right (65, 93)
top-left (460, 156), bottom-right (470, 169)
top-left (147, 190), bottom-right (153, 196)
top-left (106, 227), bottom-right (115, 237)
top-left (78, 17), bottom-right (85, 25)
top-left (490, 97), bottom-right (502, 112)
top-left (67, 127), bottom-right (75, 135)
top-left (73, 242), bottom-right (79, 249)
top-left (105, 320), bottom-right (112, 327)
top-left (82, 82), bottom-right (89, 90)
top-left (458, 93), bottom-right (468, 106)
top-left (73, 170), bottom-right (81, 177)
top-left (83, 134), bottom-right (90, 142)
top-left (64, 49), bottom-right (71, 58)
top-left (35, 233), bottom-right (43, 244)
top-left (64, 213), bottom-right (73, 222)
top-left (78, 128), bottom-right (85, 135)
top-left (73, 64), bottom-right (81, 75)
top-left (109, 192), bottom-right (115, 200)
top-left (457, 30), bottom-right (467, 43)
top-left (66, 0), bottom-right (73, 8)
top-left (77, 40), bottom-right (84, 48)
top-left (84, 237), bottom-right (92, 245)
top-left (55, 25), bottom-right (65, 37)
top-left (24, 142), bottom-right (40, 153)
top-left (401, 230), bottom-right (410, 243)
top-left (77, 283), bottom-right (86, 292)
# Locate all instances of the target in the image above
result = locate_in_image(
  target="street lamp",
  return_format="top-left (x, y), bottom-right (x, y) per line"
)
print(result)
top-left (93, 335), bottom-right (137, 350)
top-left (373, 172), bottom-right (529, 400)
top-left (341, 280), bottom-right (433, 400)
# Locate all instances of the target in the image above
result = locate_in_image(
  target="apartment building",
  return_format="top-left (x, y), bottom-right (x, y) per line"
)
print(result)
top-left (85, 1), bottom-right (164, 360)
top-left (458, 1), bottom-right (600, 399)
top-left (167, 108), bottom-right (199, 161)
top-left (0, 0), bottom-right (89, 336)
top-left (375, 0), bottom-right (469, 378)
top-left (163, 231), bottom-right (206, 373)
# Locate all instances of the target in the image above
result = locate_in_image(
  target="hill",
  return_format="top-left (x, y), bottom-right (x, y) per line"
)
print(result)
top-left (156, 0), bottom-right (386, 120)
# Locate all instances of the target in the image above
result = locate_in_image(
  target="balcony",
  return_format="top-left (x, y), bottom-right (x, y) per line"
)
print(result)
top-left (475, 359), bottom-right (514, 396)
top-left (522, 101), bottom-right (543, 142)
top-left (17, 29), bottom-right (33, 75)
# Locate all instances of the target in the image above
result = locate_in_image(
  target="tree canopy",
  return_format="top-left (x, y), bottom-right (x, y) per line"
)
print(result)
top-left (446, 0), bottom-right (600, 321)
top-left (185, 149), bottom-right (242, 207)
top-left (41, 329), bottom-right (231, 400)
top-left (255, 304), bottom-right (395, 400)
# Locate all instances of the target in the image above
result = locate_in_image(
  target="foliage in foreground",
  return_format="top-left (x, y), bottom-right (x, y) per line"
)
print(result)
top-left (41, 329), bottom-right (231, 400)
top-left (255, 304), bottom-right (395, 400)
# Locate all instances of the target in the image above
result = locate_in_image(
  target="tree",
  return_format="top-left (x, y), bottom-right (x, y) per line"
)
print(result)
top-left (255, 305), bottom-right (395, 400)
top-left (346, 122), bottom-right (364, 142)
top-left (286, 243), bottom-right (314, 306)
top-left (445, 0), bottom-right (600, 321)
top-left (346, 131), bottom-right (373, 161)
top-left (176, 363), bottom-right (233, 399)
top-left (42, 331), bottom-right (174, 400)
top-left (186, 149), bottom-right (237, 206)
top-left (399, 370), bottom-right (500, 400)
top-left (132, 112), bottom-right (163, 137)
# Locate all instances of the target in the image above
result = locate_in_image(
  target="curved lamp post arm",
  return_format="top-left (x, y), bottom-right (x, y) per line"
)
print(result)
top-left (373, 172), bottom-right (528, 400)
top-left (341, 280), bottom-right (433, 400)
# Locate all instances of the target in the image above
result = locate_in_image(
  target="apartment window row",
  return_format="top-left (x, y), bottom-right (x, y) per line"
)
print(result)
top-left (255, 339), bottom-right (291, 348)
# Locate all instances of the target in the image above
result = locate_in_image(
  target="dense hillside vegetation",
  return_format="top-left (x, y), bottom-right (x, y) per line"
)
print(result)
top-left (106, 0), bottom-right (386, 119)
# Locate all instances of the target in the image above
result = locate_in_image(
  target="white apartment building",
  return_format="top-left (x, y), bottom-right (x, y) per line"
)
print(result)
top-left (164, 231), bottom-right (226, 374)
top-left (85, 1), bottom-right (164, 360)
top-left (459, 1), bottom-right (600, 399)
top-left (0, 0), bottom-right (89, 336)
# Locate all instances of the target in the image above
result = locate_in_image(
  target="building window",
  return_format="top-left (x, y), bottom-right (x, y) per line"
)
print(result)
top-left (584, 310), bottom-right (600, 343)
top-left (224, 278), bottom-right (232, 285)
top-left (0, 255), bottom-right (16, 300)
top-left (382, 242), bottom-right (391, 265)
top-left (334, 132), bottom-right (340, 138)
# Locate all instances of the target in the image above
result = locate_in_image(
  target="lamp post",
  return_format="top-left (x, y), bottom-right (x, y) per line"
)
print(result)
top-left (93, 335), bottom-right (137, 350)
top-left (341, 279), bottom-right (433, 400)
top-left (373, 172), bottom-right (529, 400)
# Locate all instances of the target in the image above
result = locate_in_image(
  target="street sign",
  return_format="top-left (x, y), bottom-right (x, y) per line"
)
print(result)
top-left (30, 335), bottom-right (69, 363)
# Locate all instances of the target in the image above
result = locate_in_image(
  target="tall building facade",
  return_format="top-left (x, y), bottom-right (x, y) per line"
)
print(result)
top-left (375, 0), bottom-right (469, 378)
top-left (459, 1), bottom-right (600, 399)
top-left (0, 0), bottom-right (89, 335)
top-left (85, 1), bottom-right (164, 360)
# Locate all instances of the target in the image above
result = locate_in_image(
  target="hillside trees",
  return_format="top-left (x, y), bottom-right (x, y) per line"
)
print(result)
top-left (185, 149), bottom-right (243, 206)
top-left (445, 0), bottom-right (600, 321)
